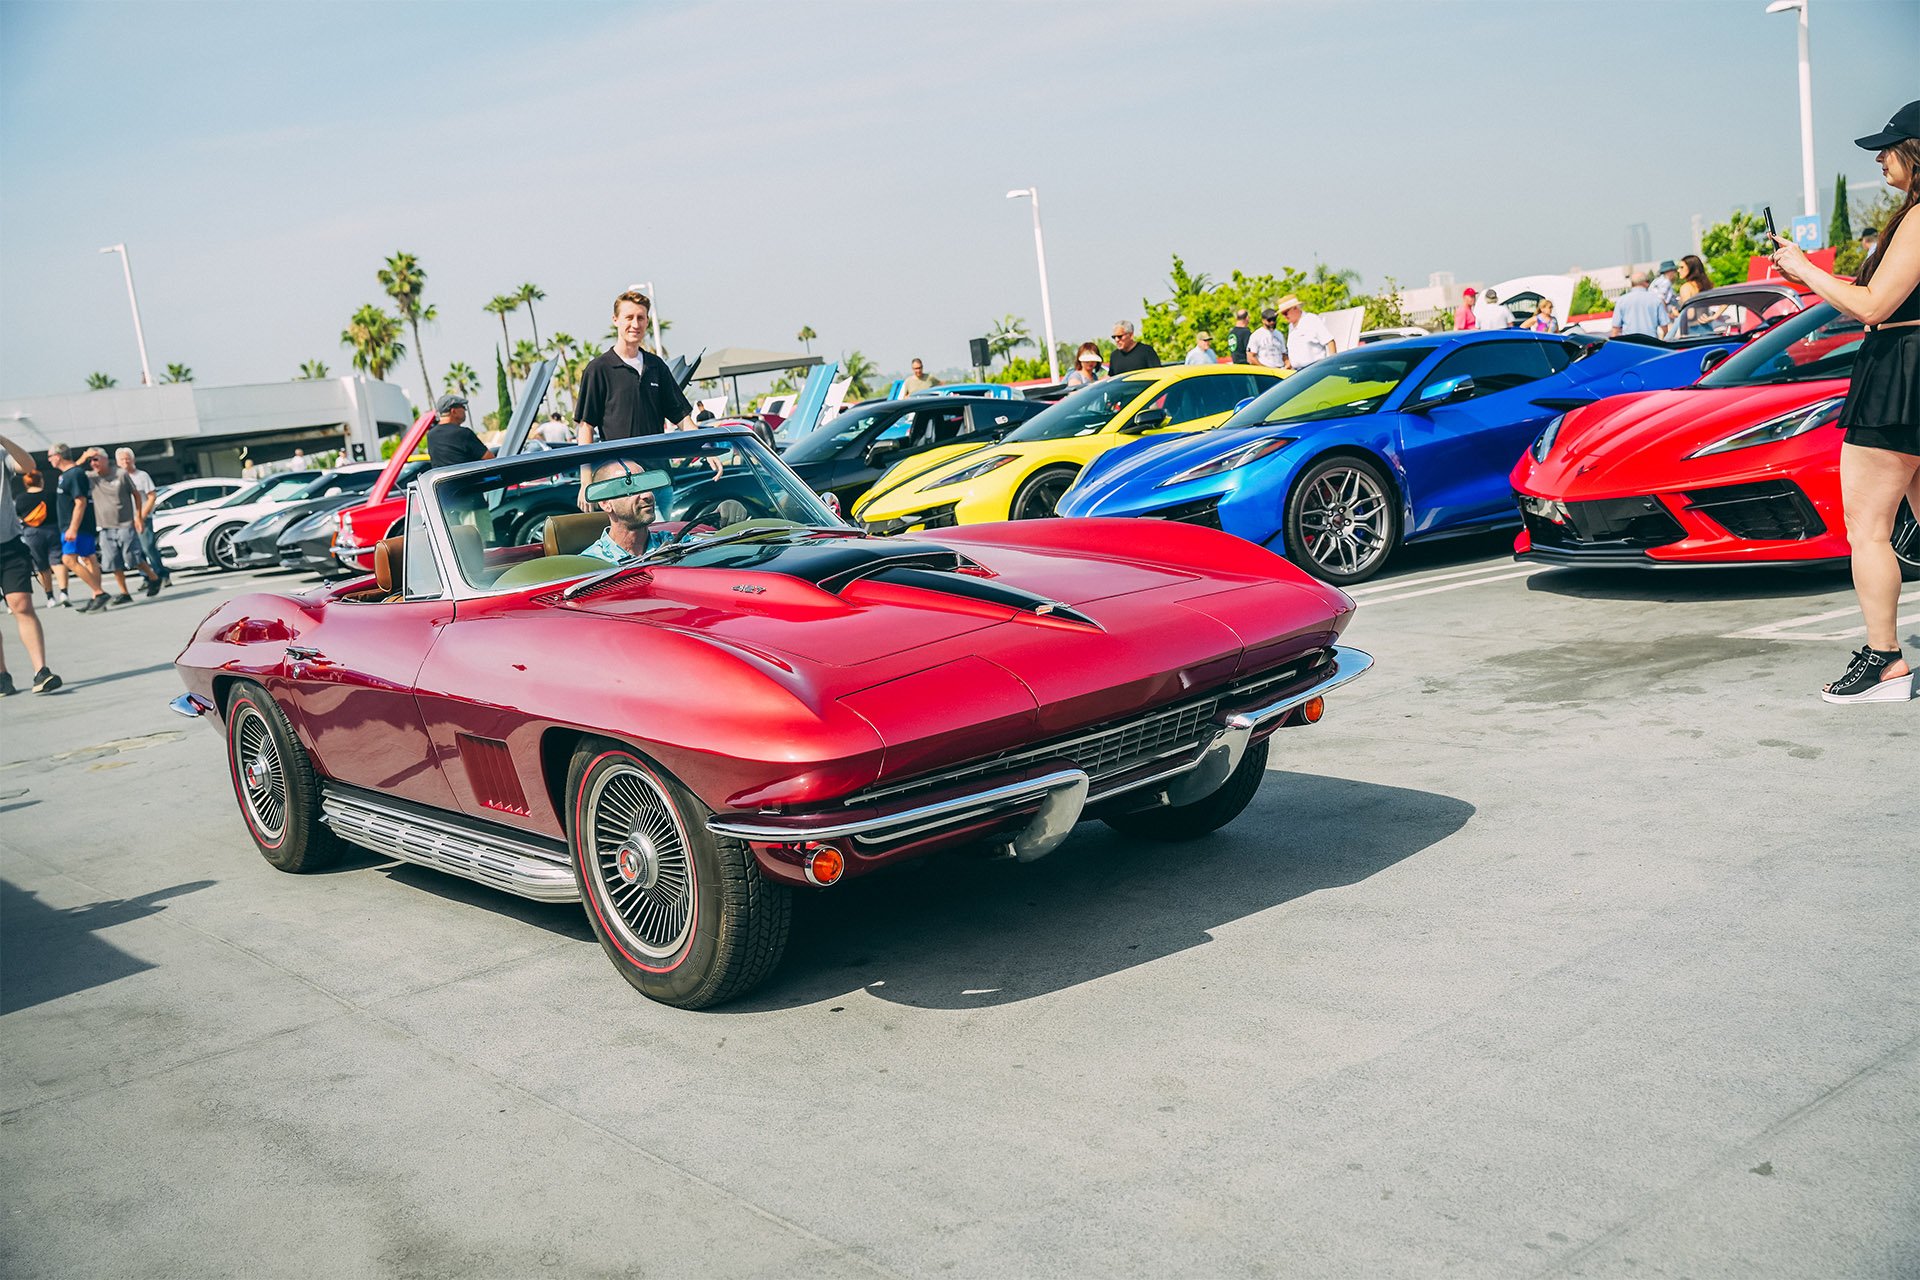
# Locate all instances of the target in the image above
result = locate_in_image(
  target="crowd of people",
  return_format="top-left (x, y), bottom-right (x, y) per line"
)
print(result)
top-left (1059, 296), bottom-right (1342, 390)
top-left (0, 437), bottom-right (183, 696)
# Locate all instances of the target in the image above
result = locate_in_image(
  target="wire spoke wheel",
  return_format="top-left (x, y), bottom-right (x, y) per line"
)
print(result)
top-left (584, 763), bottom-right (695, 962)
top-left (1297, 464), bottom-right (1391, 578)
top-left (232, 704), bottom-right (287, 840)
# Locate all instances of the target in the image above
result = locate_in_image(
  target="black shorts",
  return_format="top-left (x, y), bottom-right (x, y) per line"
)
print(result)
top-left (0, 536), bottom-right (34, 598)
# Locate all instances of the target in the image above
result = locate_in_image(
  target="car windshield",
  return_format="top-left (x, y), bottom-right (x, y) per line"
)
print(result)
top-left (431, 433), bottom-right (843, 591)
top-left (1223, 345), bottom-right (1432, 427)
top-left (1697, 303), bottom-right (1865, 387)
top-left (258, 475), bottom-right (321, 503)
top-left (782, 406), bottom-right (900, 462)
top-left (1001, 378), bottom-right (1150, 441)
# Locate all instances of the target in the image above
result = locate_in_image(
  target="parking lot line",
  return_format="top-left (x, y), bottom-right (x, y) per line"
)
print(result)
top-left (1346, 560), bottom-right (1528, 597)
top-left (1359, 566), bottom-right (1547, 606)
top-left (1728, 590), bottom-right (1920, 642)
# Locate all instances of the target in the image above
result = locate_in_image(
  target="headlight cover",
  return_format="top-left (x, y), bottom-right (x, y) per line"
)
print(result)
top-left (1530, 414), bottom-right (1566, 463)
top-left (931, 453), bottom-right (1017, 487)
top-left (1687, 396), bottom-right (1845, 458)
top-left (1159, 436), bottom-right (1294, 487)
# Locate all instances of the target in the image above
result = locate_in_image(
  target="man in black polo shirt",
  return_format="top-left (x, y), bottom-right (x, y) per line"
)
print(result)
top-left (573, 290), bottom-right (693, 443)
top-left (425, 394), bottom-right (492, 469)
top-left (1106, 320), bottom-right (1160, 375)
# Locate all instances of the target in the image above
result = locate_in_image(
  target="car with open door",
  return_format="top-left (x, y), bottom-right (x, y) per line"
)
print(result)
top-left (172, 426), bottom-right (1371, 1008)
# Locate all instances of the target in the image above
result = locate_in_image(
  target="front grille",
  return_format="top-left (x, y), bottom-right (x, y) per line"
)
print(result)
top-left (1148, 496), bottom-right (1223, 529)
top-left (847, 650), bottom-right (1330, 808)
top-left (1520, 495), bottom-right (1685, 550)
top-left (1683, 479), bottom-right (1824, 541)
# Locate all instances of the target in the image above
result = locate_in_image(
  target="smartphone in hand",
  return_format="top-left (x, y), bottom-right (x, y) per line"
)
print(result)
top-left (1763, 205), bottom-right (1778, 242)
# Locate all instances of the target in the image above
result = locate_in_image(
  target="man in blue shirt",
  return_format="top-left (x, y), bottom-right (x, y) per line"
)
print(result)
top-left (580, 458), bottom-right (672, 563)
top-left (1610, 272), bottom-right (1667, 338)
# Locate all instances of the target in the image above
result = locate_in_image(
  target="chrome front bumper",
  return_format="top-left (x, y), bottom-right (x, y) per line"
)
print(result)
top-left (708, 644), bottom-right (1373, 863)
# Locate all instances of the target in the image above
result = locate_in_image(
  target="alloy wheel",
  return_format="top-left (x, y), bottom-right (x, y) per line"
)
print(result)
top-left (209, 524), bottom-right (242, 570)
top-left (1296, 465), bottom-right (1391, 578)
top-left (584, 763), bottom-right (695, 961)
top-left (232, 704), bottom-right (287, 840)
top-left (1014, 471), bottom-right (1074, 520)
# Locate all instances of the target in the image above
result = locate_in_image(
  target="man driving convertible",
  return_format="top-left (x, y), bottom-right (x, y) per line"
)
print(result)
top-left (579, 458), bottom-right (674, 563)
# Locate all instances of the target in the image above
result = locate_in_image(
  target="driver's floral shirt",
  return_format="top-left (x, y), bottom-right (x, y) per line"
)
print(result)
top-left (581, 527), bottom-right (671, 563)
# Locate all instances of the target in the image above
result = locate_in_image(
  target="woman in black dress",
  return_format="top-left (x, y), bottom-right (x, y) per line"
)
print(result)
top-left (1771, 100), bottom-right (1920, 704)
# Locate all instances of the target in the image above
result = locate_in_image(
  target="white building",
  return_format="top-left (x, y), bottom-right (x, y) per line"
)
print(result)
top-left (0, 376), bottom-right (412, 482)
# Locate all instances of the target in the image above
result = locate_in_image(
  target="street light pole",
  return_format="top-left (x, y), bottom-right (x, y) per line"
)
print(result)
top-left (1766, 0), bottom-right (1817, 220)
top-left (1006, 188), bottom-right (1060, 381)
top-left (99, 243), bottom-right (154, 386)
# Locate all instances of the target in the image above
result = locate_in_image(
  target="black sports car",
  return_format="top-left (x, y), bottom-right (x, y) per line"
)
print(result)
top-left (781, 395), bottom-right (1044, 508)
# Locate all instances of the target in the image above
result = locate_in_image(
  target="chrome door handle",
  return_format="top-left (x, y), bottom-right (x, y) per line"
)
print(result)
top-left (285, 645), bottom-right (327, 663)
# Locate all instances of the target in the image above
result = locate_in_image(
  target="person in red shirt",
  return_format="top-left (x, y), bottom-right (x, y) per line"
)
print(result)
top-left (1455, 287), bottom-right (1479, 330)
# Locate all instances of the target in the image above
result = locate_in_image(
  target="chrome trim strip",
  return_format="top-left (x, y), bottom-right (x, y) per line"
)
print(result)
top-left (707, 646), bottom-right (1373, 854)
top-left (320, 787), bottom-right (579, 903)
top-left (709, 768), bottom-right (1088, 842)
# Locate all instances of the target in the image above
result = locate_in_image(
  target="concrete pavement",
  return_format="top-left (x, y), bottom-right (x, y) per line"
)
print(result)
top-left (1, 550), bottom-right (1915, 1278)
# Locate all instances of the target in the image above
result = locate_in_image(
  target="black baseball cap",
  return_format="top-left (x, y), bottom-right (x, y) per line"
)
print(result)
top-left (1855, 100), bottom-right (1920, 151)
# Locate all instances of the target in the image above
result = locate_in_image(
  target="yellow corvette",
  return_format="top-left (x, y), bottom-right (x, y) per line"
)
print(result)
top-left (851, 364), bottom-right (1284, 533)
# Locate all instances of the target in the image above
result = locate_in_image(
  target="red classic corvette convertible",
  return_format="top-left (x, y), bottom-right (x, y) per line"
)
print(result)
top-left (1512, 302), bottom-right (1918, 576)
top-left (173, 428), bottom-right (1370, 1007)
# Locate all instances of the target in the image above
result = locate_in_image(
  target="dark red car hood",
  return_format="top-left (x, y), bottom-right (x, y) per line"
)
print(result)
top-left (1518, 379), bottom-right (1849, 498)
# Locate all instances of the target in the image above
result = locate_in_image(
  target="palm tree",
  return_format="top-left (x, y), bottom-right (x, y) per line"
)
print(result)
top-left (841, 350), bottom-right (878, 400)
top-left (508, 339), bottom-right (543, 382)
top-left (297, 359), bottom-right (330, 380)
top-left (545, 331), bottom-right (576, 361)
top-left (986, 314), bottom-right (1034, 367)
top-left (796, 324), bottom-right (817, 353)
top-left (514, 282), bottom-right (546, 348)
top-left (378, 252), bottom-right (437, 405)
top-left (649, 316), bottom-right (672, 359)
top-left (443, 362), bottom-right (479, 396)
top-left (340, 304), bottom-right (406, 381)
top-left (483, 296), bottom-right (521, 382)
top-left (85, 371), bottom-right (117, 390)
top-left (162, 363), bottom-right (193, 383)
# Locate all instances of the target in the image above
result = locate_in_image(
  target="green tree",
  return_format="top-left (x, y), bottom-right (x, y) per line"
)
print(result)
top-left (545, 331), bottom-right (576, 361)
top-left (1701, 209), bottom-right (1770, 286)
top-left (987, 356), bottom-right (1055, 384)
top-left (1830, 175), bottom-right (1853, 248)
top-left (85, 371), bottom-right (117, 390)
top-left (509, 339), bottom-right (543, 382)
top-left (483, 295), bottom-right (520, 385)
top-left (1570, 276), bottom-right (1610, 317)
top-left (378, 251), bottom-right (436, 405)
top-left (1139, 253), bottom-right (1358, 361)
top-left (840, 350), bottom-right (878, 399)
top-left (494, 348), bottom-right (513, 427)
top-left (443, 361), bottom-right (479, 396)
top-left (297, 359), bottom-right (330, 380)
top-left (796, 324), bottom-right (817, 353)
top-left (162, 363), bottom-right (193, 383)
top-left (986, 314), bottom-right (1033, 367)
top-left (514, 282), bottom-right (546, 347)
top-left (1357, 278), bottom-right (1414, 331)
top-left (341, 304), bottom-right (406, 380)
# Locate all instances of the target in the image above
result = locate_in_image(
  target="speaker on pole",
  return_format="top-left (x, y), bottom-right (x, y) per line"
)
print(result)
top-left (968, 337), bottom-right (991, 371)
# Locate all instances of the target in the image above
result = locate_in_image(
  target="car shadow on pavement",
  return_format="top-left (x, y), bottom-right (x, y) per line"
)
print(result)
top-left (730, 772), bottom-right (1473, 1013)
top-left (1, 878), bottom-right (215, 1014)
top-left (371, 860), bottom-right (595, 942)
top-left (1523, 565), bottom-right (1846, 603)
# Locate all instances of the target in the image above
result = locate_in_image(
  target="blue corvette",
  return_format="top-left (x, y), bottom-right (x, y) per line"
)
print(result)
top-left (1056, 329), bottom-right (1740, 584)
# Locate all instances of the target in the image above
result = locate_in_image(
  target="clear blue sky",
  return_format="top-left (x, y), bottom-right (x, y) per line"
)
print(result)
top-left (2, 0), bottom-right (1913, 411)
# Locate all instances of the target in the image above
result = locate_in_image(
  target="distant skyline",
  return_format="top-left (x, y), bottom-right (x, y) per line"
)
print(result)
top-left (2, 0), bottom-right (1913, 412)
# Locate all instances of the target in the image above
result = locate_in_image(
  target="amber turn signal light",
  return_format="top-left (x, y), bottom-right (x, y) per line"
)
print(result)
top-left (1299, 696), bottom-right (1325, 724)
top-left (803, 842), bottom-right (845, 887)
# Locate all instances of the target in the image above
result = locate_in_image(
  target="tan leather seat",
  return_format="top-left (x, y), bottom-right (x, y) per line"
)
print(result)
top-left (544, 512), bottom-right (610, 557)
top-left (374, 535), bottom-right (405, 595)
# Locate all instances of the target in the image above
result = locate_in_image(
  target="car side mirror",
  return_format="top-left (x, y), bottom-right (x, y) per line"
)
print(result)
top-left (1700, 348), bottom-right (1733, 374)
top-left (1408, 374), bottom-right (1475, 413)
top-left (817, 491), bottom-right (842, 516)
top-left (1124, 407), bottom-right (1171, 433)
top-left (864, 439), bottom-right (903, 466)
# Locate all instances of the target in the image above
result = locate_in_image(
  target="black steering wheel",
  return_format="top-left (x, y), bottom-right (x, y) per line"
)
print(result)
top-left (656, 495), bottom-right (778, 552)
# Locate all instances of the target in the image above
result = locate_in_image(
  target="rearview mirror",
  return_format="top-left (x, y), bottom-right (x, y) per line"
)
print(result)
top-left (1408, 374), bottom-right (1476, 413)
top-left (581, 467), bottom-right (672, 504)
top-left (1124, 407), bottom-right (1171, 433)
